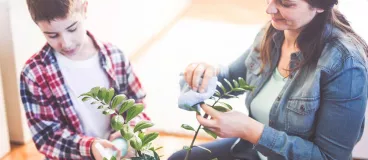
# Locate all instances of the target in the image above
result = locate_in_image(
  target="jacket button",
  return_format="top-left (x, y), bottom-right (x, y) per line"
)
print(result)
top-left (276, 96), bottom-right (281, 101)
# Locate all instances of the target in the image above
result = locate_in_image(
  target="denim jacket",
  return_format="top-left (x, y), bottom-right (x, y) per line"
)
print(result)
top-left (218, 25), bottom-right (368, 160)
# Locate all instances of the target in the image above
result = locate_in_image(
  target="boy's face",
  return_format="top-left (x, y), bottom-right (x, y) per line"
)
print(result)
top-left (37, 6), bottom-right (88, 57)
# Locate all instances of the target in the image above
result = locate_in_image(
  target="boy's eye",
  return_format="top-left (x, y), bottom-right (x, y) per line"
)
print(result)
top-left (68, 27), bottom-right (77, 32)
top-left (48, 34), bottom-right (59, 39)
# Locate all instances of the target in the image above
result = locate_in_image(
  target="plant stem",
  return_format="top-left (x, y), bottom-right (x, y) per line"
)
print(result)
top-left (137, 150), bottom-right (143, 157)
top-left (184, 96), bottom-right (222, 160)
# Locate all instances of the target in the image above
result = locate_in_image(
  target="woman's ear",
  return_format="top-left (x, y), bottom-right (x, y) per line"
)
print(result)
top-left (316, 8), bottom-right (325, 13)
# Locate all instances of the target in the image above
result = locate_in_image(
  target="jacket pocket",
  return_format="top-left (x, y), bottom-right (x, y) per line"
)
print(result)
top-left (286, 98), bottom-right (319, 134)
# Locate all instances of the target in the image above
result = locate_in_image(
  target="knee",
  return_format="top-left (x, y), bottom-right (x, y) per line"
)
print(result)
top-left (168, 149), bottom-right (187, 160)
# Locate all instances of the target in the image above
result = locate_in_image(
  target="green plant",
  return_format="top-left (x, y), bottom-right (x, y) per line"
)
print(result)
top-left (79, 87), bottom-right (161, 160)
top-left (180, 77), bottom-right (254, 160)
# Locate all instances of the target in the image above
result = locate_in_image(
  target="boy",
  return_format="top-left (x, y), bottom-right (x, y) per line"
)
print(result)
top-left (20, 0), bottom-right (149, 159)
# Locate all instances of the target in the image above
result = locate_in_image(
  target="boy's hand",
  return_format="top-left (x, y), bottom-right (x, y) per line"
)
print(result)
top-left (108, 131), bottom-right (122, 141)
top-left (108, 131), bottom-right (136, 158)
top-left (91, 139), bottom-right (121, 160)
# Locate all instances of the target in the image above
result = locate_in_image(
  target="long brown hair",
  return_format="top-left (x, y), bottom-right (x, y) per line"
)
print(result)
top-left (259, 0), bottom-right (368, 72)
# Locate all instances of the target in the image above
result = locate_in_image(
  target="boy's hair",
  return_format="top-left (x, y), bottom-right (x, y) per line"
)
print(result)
top-left (26, 0), bottom-right (84, 22)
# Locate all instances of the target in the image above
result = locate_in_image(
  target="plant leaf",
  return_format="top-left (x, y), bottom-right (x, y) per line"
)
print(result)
top-left (134, 121), bottom-right (154, 133)
top-left (103, 158), bottom-right (108, 160)
top-left (202, 127), bottom-right (217, 139)
top-left (97, 87), bottom-right (107, 101)
top-left (213, 106), bottom-right (229, 112)
top-left (182, 104), bottom-right (201, 115)
top-left (120, 124), bottom-right (134, 140)
top-left (118, 99), bottom-right (136, 115)
top-left (238, 77), bottom-right (247, 87)
top-left (241, 85), bottom-right (255, 91)
top-left (138, 132), bottom-right (145, 140)
top-left (194, 145), bottom-right (211, 153)
top-left (103, 109), bottom-right (115, 115)
top-left (130, 136), bottom-right (142, 150)
top-left (90, 87), bottom-right (100, 98)
top-left (111, 115), bottom-right (124, 130)
top-left (104, 88), bottom-right (115, 104)
top-left (97, 105), bottom-right (109, 110)
top-left (91, 101), bottom-right (99, 105)
top-left (224, 93), bottom-right (237, 98)
top-left (126, 103), bottom-right (144, 122)
top-left (181, 124), bottom-right (195, 131)
top-left (81, 97), bottom-right (91, 102)
top-left (155, 146), bottom-right (163, 151)
top-left (214, 90), bottom-right (221, 97)
top-left (232, 88), bottom-right (247, 92)
top-left (79, 93), bottom-right (92, 98)
top-left (217, 82), bottom-right (226, 93)
top-left (142, 132), bottom-right (159, 146)
top-left (110, 156), bottom-right (116, 160)
top-left (219, 102), bottom-right (233, 110)
top-left (111, 94), bottom-right (127, 110)
top-left (232, 79), bottom-right (239, 88)
top-left (224, 79), bottom-right (233, 90)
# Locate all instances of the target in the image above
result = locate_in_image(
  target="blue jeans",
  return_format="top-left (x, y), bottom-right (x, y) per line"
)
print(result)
top-left (168, 138), bottom-right (260, 160)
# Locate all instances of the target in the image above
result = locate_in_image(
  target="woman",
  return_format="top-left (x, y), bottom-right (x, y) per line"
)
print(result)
top-left (169, 0), bottom-right (368, 159)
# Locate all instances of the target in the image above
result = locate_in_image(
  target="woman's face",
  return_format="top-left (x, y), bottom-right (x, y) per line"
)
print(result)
top-left (265, 0), bottom-right (324, 31)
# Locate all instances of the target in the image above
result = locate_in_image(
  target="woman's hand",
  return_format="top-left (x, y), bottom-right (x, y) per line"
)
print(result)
top-left (196, 103), bottom-right (265, 144)
top-left (184, 62), bottom-right (218, 93)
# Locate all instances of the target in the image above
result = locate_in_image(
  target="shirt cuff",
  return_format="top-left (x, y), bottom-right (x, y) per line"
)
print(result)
top-left (79, 136), bottom-right (96, 159)
top-left (254, 126), bottom-right (278, 156)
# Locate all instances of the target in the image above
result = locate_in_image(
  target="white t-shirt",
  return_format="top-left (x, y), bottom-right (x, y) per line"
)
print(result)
top-left (55, 52), bottom-right (111, 139)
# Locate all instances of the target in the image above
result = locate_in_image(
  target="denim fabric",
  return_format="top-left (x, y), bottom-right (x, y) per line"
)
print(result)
top-left (218, 26), bottom-right (368, 160)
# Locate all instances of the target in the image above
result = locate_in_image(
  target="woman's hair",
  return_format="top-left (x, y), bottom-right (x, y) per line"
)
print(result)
top-left (259, 0), bottom-right (368, 72)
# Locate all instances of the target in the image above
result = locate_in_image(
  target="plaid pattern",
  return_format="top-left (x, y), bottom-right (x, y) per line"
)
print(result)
top-left (20, 32), bottom-right (149, 159)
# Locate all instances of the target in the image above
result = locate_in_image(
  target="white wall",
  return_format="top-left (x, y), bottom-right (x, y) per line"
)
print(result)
top-left (0, 66), bottom-right (10, 159)
top-left (87, 0), bottom-right (191, 56)
top-left (0, 0), bottom-right (190, 144)
top-left (0, 0), bottom-right (32, 144)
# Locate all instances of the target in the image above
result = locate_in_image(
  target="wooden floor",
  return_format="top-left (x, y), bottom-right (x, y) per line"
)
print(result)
top-left (1, 0), bottom-right (267, 160)
top-left (1, 133), bottom-right (212, 160)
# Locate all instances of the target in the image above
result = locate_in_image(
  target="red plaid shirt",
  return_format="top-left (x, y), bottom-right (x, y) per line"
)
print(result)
top-left (20, 32), bottom-right (149, 159)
